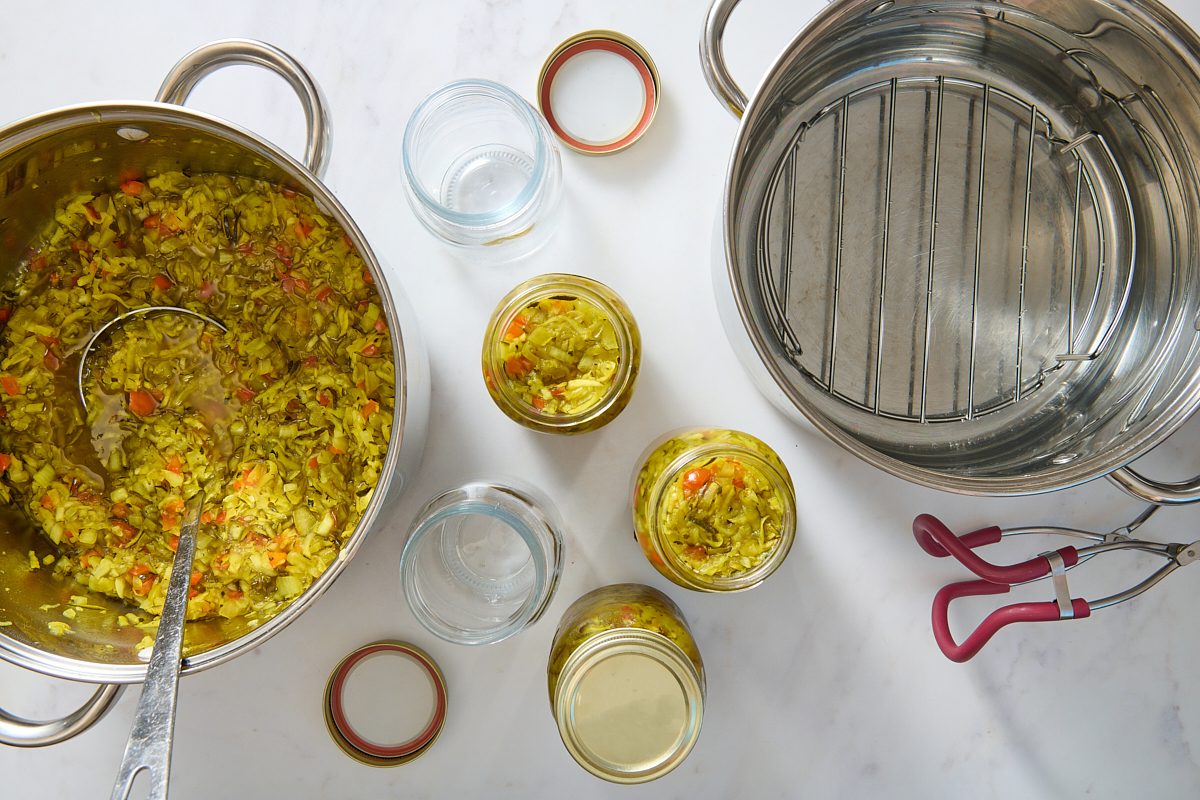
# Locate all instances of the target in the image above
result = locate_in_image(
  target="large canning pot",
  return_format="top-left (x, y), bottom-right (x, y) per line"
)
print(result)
top-left (0, 40), bottom-right (429, 746)
top-left (702, 0), bottom-right (1200, 503)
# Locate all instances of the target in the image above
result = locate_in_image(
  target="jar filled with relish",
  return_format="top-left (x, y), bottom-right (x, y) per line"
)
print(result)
top-left (482, 274), bottom-right (640, 434)
top-left (632, 428), bottom-right (796, 592)
top-left (547, 583), bottom-right (704, 783)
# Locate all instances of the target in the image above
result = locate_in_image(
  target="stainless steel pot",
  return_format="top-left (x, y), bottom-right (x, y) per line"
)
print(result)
top-left (0, 40), bottom-right (429, 746)
top-left (703, 0), bottom-right (1200, 502)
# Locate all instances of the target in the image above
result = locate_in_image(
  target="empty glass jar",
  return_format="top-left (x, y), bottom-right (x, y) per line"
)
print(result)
top-left (402, 80), bottom-right (563, 264)
top-left (400, 481), bottom-right (563, 645)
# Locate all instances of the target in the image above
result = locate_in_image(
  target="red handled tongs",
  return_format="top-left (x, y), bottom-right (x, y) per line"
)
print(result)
top-left (914, 506), bottom-right (1199, 662)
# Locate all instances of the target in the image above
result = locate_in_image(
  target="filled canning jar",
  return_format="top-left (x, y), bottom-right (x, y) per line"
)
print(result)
top-left (632, 428), bottom-right (796, 592)
top-left (482, 274), bottom-right (640, 434)
top-left (547, 584), bottom-right (704, 784)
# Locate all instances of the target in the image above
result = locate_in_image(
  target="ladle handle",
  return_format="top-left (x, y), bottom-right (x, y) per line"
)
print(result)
top-left (110, 501), bottom-right (201, 800)
top-left (700, 0), bottom-right (750, 118)
top-left (1109, 467), bottom-right (1200, 505)
top-left (156, 39), bottom-right (331, 178)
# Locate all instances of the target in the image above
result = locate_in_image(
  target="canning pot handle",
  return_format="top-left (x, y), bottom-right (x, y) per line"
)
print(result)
top-left (701, 0), bottom-right (751, 118)
top-left (156, 39), bottom-right (331, 178)
top-left (1108, 466), bottom-right (1200, 505)
top-left (0, 683), bottom-right (124, 747)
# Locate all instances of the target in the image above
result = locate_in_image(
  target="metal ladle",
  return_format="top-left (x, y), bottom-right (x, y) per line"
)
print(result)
top-left (76, 306), bottom-right (225, 800)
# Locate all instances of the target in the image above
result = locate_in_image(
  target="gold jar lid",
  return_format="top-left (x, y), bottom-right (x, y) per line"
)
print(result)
top-left (553, 628), bottom-right (703, 783)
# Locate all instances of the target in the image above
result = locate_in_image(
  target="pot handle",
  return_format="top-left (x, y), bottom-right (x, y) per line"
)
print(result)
top-left (700, 0), bottom-right (750, 118)
top-left (156, 39), bottom-right (331, 179)
top-left (1108, 467), bottom-right (1200, 505)
top-left (0, 683), bottom-right (124, 747)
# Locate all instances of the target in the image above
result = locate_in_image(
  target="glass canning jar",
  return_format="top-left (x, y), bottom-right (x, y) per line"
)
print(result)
top-left (400, 481), bottom-right (563, 645)
top-left (401, 79), bottom-right (562, 264)
top-left (546, 584), bottom-right (704, 784)
top-left (482, 273), bottom-right (640, 434)
top-left (632, 428), bottom-right (797, 592)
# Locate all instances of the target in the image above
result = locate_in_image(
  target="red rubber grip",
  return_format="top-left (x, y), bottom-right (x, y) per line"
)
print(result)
top-left (932, 579), bottom-right (1092, 662)
top-left (913, 514), bottom-right (1079, 583)
top-left (913, 513), bottom-right (1001, 557)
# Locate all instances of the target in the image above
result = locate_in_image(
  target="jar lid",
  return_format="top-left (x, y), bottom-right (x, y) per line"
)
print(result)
top-left (554, 629), bottom-right (704, 783)
top-left (537, 30), bottom-right (659, 155)
top-left (323, 641), bottom-right (447, 766)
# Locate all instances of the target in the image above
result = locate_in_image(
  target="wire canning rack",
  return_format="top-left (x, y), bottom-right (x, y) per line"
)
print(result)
top-left (758, 74), bottom-right (1136, 424)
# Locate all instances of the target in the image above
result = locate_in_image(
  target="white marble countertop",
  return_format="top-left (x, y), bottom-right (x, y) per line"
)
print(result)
top-left (3, 0), bottom-right (1200, 797)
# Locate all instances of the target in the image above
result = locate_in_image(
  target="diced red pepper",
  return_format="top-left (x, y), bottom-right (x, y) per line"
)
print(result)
top-left (197, 279), bottom-right (217, 300)
top-left (120, 180), bottom-right (145, 196)
top-left (235, 387), bottom-right (256, 403)
top-left (504, 356), bottom-right (533, 379)
top-left (0, 375), bottom-right (20, 396)
top-left (531, 395), bottom-right (545, 410)
top-left (128, 390), bottom-right (157, 416)
top-left (315, 285), bottom-right (333, 303)
top-left (142, 214), bottom-right (160, 229)
top-left (361, 269), bottom-right (374, 285)
top-left (362, 400), bottom-right (379, 419)
top-left (294, 219), bottom-right (314, 240)
top-left (318, 391), bottom-right (331, 407)
top-left (165, 455), bottom-right (183, 474)
top-left (152, 274), bottom-right (172, 292)
top-left (361, 343), bottom-right (380, 357)
top-left (0, 454), bottom-right (10, 473)
top-left (681, 468), bottom-right (713, 498)
top-left (503, 315), bottom-right (528, 342)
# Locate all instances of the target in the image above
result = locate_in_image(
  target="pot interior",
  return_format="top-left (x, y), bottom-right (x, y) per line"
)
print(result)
top-left (726, 0), bottom-right (1200, 493)
top-left (0, 105), bottom-right (389, 682)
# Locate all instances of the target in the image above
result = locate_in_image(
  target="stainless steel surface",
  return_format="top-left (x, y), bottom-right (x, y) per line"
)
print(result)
top-left (0, 39), bottom-right (428, 741)
top-left (155, 39), bottom-right (331, 178)
top-left (77, 307), bottom-right (228, 413)
top-left (706, 0), bottom-right (1200, 497)
top-left (0, 684), bottom-right (123, 747)
top-left (110, 500), bottom-right (201, 800)
top-left (701, 0), bottom-right (749, 117)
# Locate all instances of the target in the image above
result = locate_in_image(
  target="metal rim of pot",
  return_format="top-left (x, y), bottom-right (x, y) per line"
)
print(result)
top-left (701, 0), bottom-right (1200, 505)
top-left (0, 39), bottom-right (428, 746)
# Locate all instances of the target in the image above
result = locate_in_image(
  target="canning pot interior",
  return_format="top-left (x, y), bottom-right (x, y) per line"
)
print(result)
top-left (729, 1), bottom-right (1200, 491)
top-left (0, 107), bottom-right (351, 675)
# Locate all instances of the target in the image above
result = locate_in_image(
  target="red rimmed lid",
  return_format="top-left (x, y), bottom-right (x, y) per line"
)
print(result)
top-left (324, 641), bottom-right (447, 765)
top-left (537, 31), bottom-right (660, 155)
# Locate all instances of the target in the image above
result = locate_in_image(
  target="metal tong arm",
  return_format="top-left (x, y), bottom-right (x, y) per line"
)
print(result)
top-left (913, 514), bottom-right (1081, 583)
top-left (110, 500), bottom-right (201, 800)
top-left (932, 580), bottom-right (1092, 663)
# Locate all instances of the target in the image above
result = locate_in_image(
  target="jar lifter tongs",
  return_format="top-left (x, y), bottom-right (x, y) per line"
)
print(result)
top-left (913, 506), bottom-right (1199, 662)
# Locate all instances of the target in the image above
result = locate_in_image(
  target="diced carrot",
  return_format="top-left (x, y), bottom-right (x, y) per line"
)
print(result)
top-left (1, 375), bottom-right (21, 396)
top-left (362, 269), bottom-right (374, 285)
top-left (531, 395), bottom-right (545, 410)
top-left (227, 589), bottom-right (244, 600)
top-left (81, 549), bottom-right (101, 569)
top-left (318, 392), bottom-right (331, 407)
top-left (128, 389), bottom-right (157, 416)
top-left (308, 457), bottom-right (319, 469)
top-left (120, 179), bottom-right (145, 196)
top-left (168, 534), bottom-right (179, 552)
top-left (142, 214), bottom-right (160, 229)
top-left (327, 445), bottom-right (345, 456)
top-left (111, 502), bottom-right (129, 519)
top-left (200, 511), bottom-right (213, 524)
top-left (267, 551), bottom-right (287, 569)
top-left (165, 455), bottom-right (183, 474)
top-left (40, 495), bottom-right (54, 511)
top-left (294, 219), bottom-right (314, 240)
top-left (362, 400), bottom-right (379, 419)
top-left (0, 454), bottom-right (11, 473)
top-left (152, 274), bottom-right (172, 292)
top-left (361, 343), bottom-right (380, 357)
top-left (189, 587), bottom-right (200, 599)
top-left (504, 315), bottom-right (528, 341)
top-left (215, 510), bottom-right (227, 524)
top-left (131, 573), bottom-right (156, 597)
